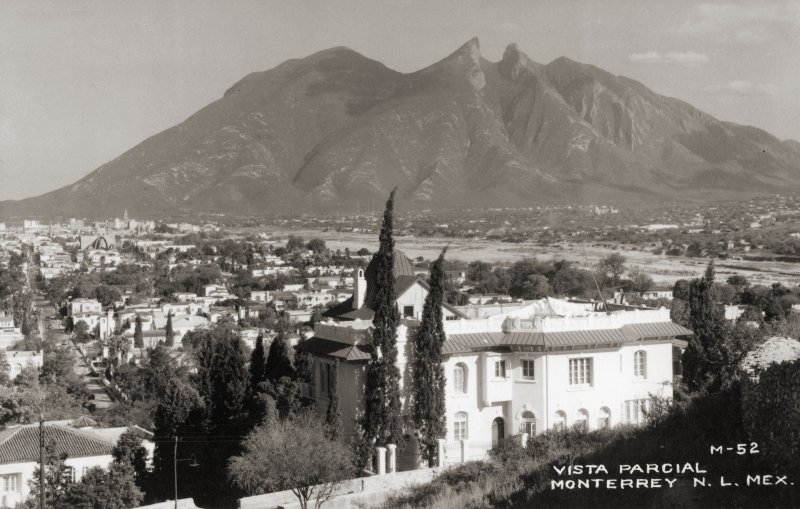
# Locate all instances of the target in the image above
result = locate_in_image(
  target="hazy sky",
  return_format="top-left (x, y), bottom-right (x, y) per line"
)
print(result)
top-left (2, 0), bottom-right (799, 200)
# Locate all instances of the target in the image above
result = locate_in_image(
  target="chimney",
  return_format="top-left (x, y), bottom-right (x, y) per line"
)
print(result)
top-left (353, 269), bottom-right (366, 309)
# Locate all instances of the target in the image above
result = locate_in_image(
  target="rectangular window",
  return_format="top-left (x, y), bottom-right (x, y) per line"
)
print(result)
top-left (625, 399), bottom-right (651, 424)
top-left (454, 414), bottom-right (468, 441)
top-left (403, 305), bottom-right (414, 317)
top-left (494, 360), bottom-right (506, 378)
top-left (3, 474), bottom-right (17, 493)
top-left (569, 358), bottom-right (593, 386)
top-left (521, 359), bottom-right (535, 380)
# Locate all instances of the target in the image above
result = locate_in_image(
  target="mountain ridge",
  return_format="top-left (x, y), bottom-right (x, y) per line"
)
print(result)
top-left (3, 38), bottom-right (798, 219)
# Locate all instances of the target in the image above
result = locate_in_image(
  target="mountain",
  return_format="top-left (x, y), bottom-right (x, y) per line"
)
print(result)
top-left (3, 38), bottom-right (800, 218)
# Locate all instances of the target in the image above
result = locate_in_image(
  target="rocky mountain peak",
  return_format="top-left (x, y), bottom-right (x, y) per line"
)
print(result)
top-left (2, 40), bottom-right (799, 219)
top-left (498, 42), bottom-right (538, 81)
top-left (415, 37), bottom-right (485, 90)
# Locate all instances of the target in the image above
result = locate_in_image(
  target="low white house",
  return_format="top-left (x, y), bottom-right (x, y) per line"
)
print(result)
top-left (0, 420), bottom-right (153, 508)
top-left (69, 299), bottom-right (102, 316)
top-left (1, 351), bottom-right (43, 380)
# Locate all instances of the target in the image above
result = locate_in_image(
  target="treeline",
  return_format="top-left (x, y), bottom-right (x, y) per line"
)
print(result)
top-left (671, 272), bottom-right (800, 327)
top-left (103, 322), bottom-right (346, 507)
top-left (461, 253), bottom-right (653, 302)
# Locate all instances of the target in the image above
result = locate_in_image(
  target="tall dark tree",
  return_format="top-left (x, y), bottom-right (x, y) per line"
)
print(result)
top-left (360, 188), bottom-right (403, 465)
top-left (264, 332), bottom-right (294, 382)
top-left (151, 378), bottom-right (204, 501)
top-left (191, 324), bottom-right (251, 506)
top-left (324, 361), bottom-right (342, 441)
top-left (194, 324), bottom-right (250, 425)
top-left (165, 311), bottom-right (174, 347)
top-left (683, 259), bottom-right (725, 392)
top-left (411, 248), bottom-right (448, 466)
top-left (249, 334), bottom-right (267, 394)
top-left (133, 315), bottom-right (143, 349)
top-left (112, 429), bottom-right (149, 491)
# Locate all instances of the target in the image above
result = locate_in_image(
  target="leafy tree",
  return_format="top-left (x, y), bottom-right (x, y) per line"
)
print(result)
top-left (0, 351), bottom-right (9, 386)
top-left (112, 429), bottom-right (149, 490)
top-left (94, 285), bottom-right (121, 308)
top-left (727, 275), bottom-right (749, 290)
top-left (626, 270), bottom-right (654, 294)
top-left (23, 437), bottom-right (72, 508)
top-left (411, 249), bottom-right (448, 466)
top-left (306, 238), bottom-right (327, 254)
top-left (286, 236), bottom-right (306, 252)
top-left (597, 253), bottom-right (627, 286)
top-left (62, 464), bottom-right (143, 509)
top-left (133, 315), bottom-right (143, 349)
top-left (360, 189), bottom-right (403, 468)
top-left (165, 311), bottom-right (174, 347)
top-left (228, 412), bottom-right (355, 509)
top-left (73, 320), bottom-right (91, 343)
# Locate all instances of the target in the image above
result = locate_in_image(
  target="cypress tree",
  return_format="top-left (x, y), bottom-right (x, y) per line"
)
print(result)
top-left (324, 361), bottom-right (342, 441)
top-left (683, 259), bottom-right (724, 391)
top-left (249, 334), bottom-right (266, 393)
top-left (361, 188), bottom-right (403, 456)
top-left (192, 324), bottom-right (250, 507)
top-left (165, 311), bottom-right (174, 347)
top-left (412, 248), bottom-right (448, 466)
top-left (133, 315), bottom-right (143, 348)
top-left (264, 332), bottom-right (294, 381)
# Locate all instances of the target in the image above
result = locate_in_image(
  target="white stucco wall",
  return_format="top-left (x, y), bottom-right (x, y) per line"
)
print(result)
top-left (0, 454), bottom-right (113, 507)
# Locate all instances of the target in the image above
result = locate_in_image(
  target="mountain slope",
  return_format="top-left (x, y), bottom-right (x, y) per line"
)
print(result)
top-left (3, 39), bottom-right (799, 218)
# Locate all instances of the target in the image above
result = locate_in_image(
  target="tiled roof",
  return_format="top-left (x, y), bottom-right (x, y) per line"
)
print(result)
top-left (442, 322), bottom-right (692, 354)
top-left (0, 425), bottom-right (114, 464)
top-left (395, 275), bottom-right (421, 297)
top-left (442, 333), bottom-right (504, 354)
top-left (298, 337), bottom-right (372, 361)
top-left (70, 416), bottom-right (98, 427)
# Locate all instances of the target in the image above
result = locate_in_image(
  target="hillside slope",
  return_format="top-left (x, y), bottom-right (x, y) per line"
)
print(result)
top-left (3, 38), bottom-right (799, 218)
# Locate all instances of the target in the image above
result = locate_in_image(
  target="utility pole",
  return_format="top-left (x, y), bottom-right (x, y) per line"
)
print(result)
top-left (173, 436), bottom-right (178, 509)
top-left (39, 414), bottom-right (45, 509)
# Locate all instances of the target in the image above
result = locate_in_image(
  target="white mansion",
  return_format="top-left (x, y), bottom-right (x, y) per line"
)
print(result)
top-left (303, 251), bottom-right (691, 449)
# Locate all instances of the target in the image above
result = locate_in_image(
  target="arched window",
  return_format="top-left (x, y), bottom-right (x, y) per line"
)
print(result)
top-left (520, 411), bottom-right (536, 436)
top-left (634, 350), bottom-right (647, 378)
top-left (492, 417), bottom-right (505, 447)
top-left (598, 407), bottom-right (611, 429)
top-left (453, 363), bottom-right (467, 394)
top-left (454, 412), bottom-right (468, 441)
top-left (575, 409), bottom-right (589, 432)
top-left (554, 410), bottom-right (567, 431)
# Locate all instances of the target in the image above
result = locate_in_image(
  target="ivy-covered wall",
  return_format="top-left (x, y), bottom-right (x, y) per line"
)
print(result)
top-left (741, 360), bottom-right (800, 467)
